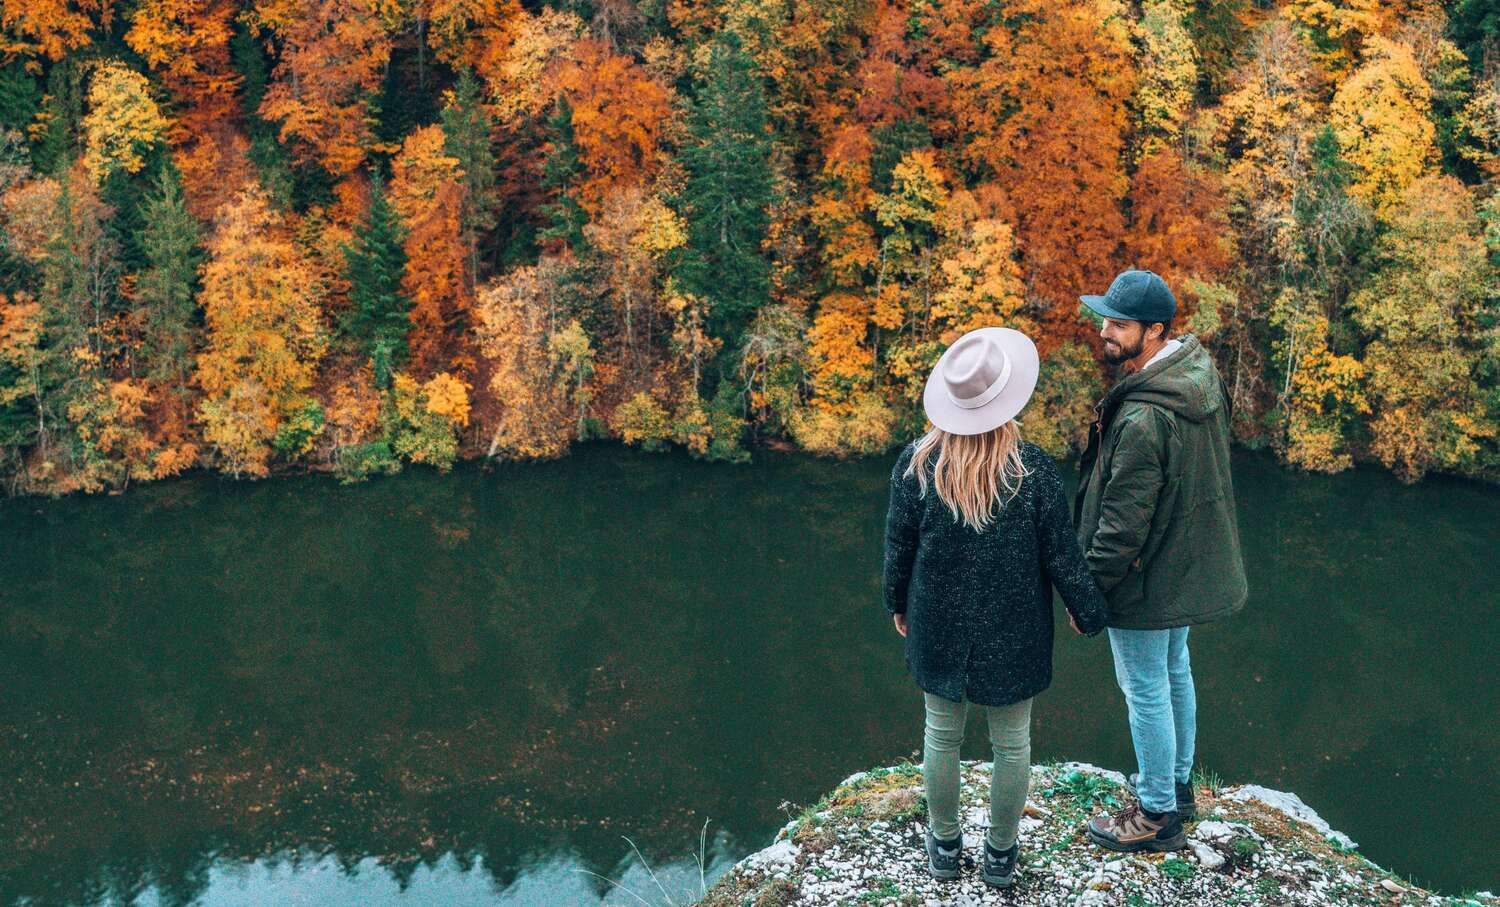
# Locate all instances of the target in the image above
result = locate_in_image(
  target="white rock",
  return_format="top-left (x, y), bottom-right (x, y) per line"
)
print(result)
top-left (1189, 840), bottom-right (1225, 870)
top-left (1053, 761), bottom-right (1129, 786)
top-left (738, 838), bottom-right (798, 874)
top-left (1192, 819), bottom-right (1263, 844)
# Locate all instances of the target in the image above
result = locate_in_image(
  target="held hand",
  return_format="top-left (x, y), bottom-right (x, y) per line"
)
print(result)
top-left (893, 613), bottom-right (908, 637)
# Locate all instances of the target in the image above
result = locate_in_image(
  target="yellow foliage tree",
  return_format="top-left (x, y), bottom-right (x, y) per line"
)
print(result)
top-left (474, 263), bottom-right (573, 460)
top-left (390, 369), bottom-right (470, 470)
top-left (1216, 20), bottom-right (1321, 273)
top-left (1281, 0), bottom-right (1388, 72)
top-left (81, 60), bottom-right (171, 182)
top-left (1269, 288), bottom-right (1368, 473)
top-left (1331, 36), bottom-right (1436, 218)
top-left (481, 7), bottom-right (583, 125)
top-left (64, 347), bottom-right (159, 490)
top-left (194, 187), bottom-right (328, 478)
top-left (1349, 174), bottom-right (1495, 481)
top-left (582, 186), bottom-right (684, 382)
top-left (933, 196), bottom-right (1031, 343)
top-left (1131, 0), bottom-right (1198, 158)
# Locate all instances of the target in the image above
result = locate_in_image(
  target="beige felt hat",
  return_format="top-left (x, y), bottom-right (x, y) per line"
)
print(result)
top-left (921, 327), bottom-right (1040, 435)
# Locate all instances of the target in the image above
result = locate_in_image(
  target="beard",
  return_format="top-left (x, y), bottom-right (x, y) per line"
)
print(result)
top-left (1102, 335), bottom-right (1144, 365)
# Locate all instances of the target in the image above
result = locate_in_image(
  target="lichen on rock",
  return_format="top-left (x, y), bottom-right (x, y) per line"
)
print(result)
top-left (694, 761), bottom-right (1499, 907)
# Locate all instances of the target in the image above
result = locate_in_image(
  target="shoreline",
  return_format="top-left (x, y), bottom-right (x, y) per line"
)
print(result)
top-left (7, 435), bottom-right (1500, 504)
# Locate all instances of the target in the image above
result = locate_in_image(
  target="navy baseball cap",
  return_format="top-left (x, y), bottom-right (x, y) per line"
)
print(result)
top-left (1080, 269), bottom-right (1177, 324)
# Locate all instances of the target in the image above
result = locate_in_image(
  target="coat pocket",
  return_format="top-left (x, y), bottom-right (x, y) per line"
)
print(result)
top-left (1106, 561), bottom-right (1146, 615)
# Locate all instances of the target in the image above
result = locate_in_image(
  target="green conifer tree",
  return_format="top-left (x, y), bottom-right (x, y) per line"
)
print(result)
top-left (676, 33), bottom-right (775, 351)
top-left (538, 94), bottom-right (588, 254)
top-left (440, 68), bottom-right (498, 283)
top-left (341, 172), bottom-right (411, 383)
top-left (136, 163), bottom-right (202, 394)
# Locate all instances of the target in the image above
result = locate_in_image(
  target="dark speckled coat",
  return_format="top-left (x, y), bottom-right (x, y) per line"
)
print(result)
top-left (883, 440), bottom-right (1108, 706)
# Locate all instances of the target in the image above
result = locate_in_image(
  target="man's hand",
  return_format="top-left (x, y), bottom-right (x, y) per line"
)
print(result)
top-left (893, 613), bottom-right (908, 637)
top-left (1069, 613), bottom-right (1083, 636)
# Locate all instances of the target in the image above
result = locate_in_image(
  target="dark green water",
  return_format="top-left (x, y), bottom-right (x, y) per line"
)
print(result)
top-left (1, 445), bottom-right (1497, 906)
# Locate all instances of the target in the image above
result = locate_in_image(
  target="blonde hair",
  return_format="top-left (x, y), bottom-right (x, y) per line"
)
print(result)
top-left (905, 422), bottom-right (1030, 531)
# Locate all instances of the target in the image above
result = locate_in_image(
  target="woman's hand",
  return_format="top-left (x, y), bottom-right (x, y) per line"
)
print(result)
top-left (893, 613), bottom-right (908, 637)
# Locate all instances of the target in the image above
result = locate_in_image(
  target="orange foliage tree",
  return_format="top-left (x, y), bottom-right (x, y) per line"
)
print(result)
top-left (251, 0), bottom-right (391, 180)
top-left (124, 0), bottom-right (252, 219)
top-left (389, 125), bottom-right (472, 377)
top-left (951, 0), bottom-right (1136, 340)
top-left (553, 39), bottom-right (672, 213)
top-left (0, 0), bottom-right (110, 64)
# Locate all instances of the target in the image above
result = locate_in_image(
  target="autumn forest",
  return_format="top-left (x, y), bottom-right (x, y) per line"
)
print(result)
top-left (0, 0), bottom-right (1497, 496)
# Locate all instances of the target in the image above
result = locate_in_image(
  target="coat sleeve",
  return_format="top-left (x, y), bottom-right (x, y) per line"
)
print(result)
top-left (1084, 408), bottom-right (1168, 594)
top-left (883, 446), bottom-right (920, 616)
top-left (1034, 456), bottom-right (1108, 635)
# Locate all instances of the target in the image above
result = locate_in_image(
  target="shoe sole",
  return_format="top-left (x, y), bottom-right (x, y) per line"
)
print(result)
top-left (928, 865), bottom-right (960, 880)
top-left (982, 871), bottom-right (1016, 889)
top-left (1087, 828), bottom-right (1187, 853)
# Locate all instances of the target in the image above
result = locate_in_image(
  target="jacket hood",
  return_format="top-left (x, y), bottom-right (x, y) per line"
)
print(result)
top-left (1104, 335), bottom-right (1221, 423)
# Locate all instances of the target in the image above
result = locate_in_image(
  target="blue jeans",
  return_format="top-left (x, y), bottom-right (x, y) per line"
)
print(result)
top-left (1108, 627), bottom-right (1196, 814)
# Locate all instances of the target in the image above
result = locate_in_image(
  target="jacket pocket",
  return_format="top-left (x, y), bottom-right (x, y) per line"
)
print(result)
top-left (1106, 561), bottom-right (1146, 615)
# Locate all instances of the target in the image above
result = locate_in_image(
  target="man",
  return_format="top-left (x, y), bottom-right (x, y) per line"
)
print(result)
top-left (1072, 269), bottom-right (1247, 853)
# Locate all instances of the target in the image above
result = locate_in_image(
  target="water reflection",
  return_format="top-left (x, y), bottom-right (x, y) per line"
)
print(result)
top-left (1, 444), bottom-right (1497, 904)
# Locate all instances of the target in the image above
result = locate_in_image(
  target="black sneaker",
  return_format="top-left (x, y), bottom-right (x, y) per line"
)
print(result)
top-left (981, 839), bottom-right (1018, 889)
top-left (1126, 772), bottom-right (1197, 819)
top-left (925, 829), bottom-right (962, 880)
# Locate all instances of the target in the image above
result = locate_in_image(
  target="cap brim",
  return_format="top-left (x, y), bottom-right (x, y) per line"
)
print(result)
top-left (922, 327), bottom-right (1040, 436)
top-left (1079, 294), bottom-right (1134, 322)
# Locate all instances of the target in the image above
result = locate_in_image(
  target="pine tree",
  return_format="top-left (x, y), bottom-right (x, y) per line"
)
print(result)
top-left (677, 33), bottom-right (775, 351)
top-left (230, 19), bottom-right (296, 208)
top-left (32, 59), bottom-right (84, 176)
top-left (1294, 124), bottom-right (1373, 307)
top-left (41, 175), bottom-right (118, 365)
top-left (136, 163), bottom-right (202, 394)
top-left (341, 172), bottom-right (412, 383)
top-left (538, 95), bottom-right (587, 254)
top-left (0, 62), bottom-right (40, 135)
top-left (440, 67), bottom-right (497, 282)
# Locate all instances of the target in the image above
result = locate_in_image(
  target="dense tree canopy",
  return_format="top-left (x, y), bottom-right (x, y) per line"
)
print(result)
top-left (2, 0), bottom-right (1499, 493)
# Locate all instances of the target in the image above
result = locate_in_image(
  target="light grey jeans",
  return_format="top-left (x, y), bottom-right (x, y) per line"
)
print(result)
top-left (922, 692), bottom-right (1033, 851)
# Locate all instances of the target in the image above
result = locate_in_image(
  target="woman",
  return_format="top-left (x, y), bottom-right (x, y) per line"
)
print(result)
top-left (883, 326), bottom-right (1108, 888)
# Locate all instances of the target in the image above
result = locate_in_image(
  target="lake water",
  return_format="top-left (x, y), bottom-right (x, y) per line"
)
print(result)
top-left (1, 444), bottom-right (1497, 905)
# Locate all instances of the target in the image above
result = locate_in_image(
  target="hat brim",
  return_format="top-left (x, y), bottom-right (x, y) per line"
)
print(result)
top-left (1079, 294), bottom-right (1136, 322)
top-left (922, 327), bottom-right (1040, 436)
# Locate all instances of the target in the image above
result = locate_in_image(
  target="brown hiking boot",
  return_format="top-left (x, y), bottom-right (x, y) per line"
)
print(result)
top-left (1086, 802), bottom-right (1186, 853)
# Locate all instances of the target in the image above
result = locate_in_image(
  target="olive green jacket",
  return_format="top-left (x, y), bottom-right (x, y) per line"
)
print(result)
top-left (1074, 335), bottom-right (1248, 630)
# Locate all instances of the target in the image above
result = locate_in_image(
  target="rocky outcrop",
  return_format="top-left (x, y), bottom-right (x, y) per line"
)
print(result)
top-left (696, 761), bottom-right (1497, 907)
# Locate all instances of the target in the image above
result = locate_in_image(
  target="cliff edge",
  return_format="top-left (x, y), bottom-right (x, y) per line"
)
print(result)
top-left (695, 761), bottom-right (1496, 907)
